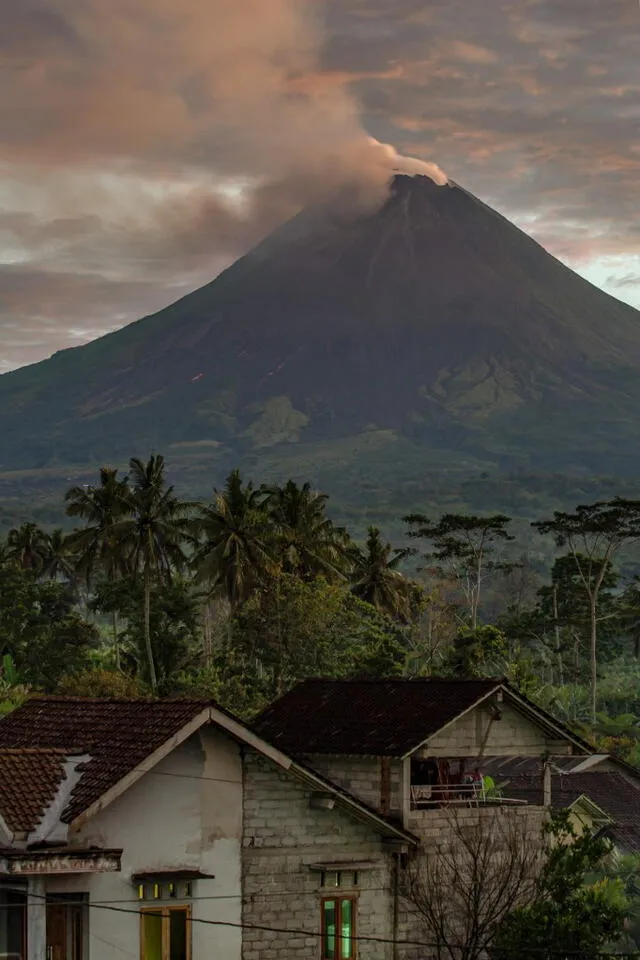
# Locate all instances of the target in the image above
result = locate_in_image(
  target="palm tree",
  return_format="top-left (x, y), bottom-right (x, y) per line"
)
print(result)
top-left (41, 528), bottom-right (77, 587)
top-left (65, 468), bottom-right (131, 580)
top-left (5, 522), bottom-right (50, 573)
top-left (65, 467), bottom-right (131, 666)
top-left (192, 469), bottom-right (274, 609)
top-left (350, 526), bottom-right (414, 620)
top-left (117, 455), bottom-right (193, 691)
top-left (266, 480), bottom-right (351, 581)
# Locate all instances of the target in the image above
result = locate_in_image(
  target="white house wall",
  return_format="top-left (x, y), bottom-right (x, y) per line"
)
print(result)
top-left (46, 727), bottom-right (243, 960)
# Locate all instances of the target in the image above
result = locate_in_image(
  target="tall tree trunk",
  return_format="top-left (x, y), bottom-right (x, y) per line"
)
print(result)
top-left (112, 611), bottom-right (120, 670)
top-left (144, 567), bottom-right (157, 692)
top-left (590, 596), bottom-right (598, 723)
top-left (274, 574), bottom-right (284, 696)
top-left (203, 601), bottom-right (213, 669)
top-left (552, 584), bottom-right (563, 685)
top-left (471, 554), bottom-right (482, 631)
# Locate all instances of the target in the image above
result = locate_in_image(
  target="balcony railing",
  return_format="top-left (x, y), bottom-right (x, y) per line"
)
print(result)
top-left (410, 782), bottom-right (528, 810)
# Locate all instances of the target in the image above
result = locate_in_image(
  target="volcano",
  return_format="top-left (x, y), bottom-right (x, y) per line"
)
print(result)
top-left (2, 174), bottom-right (640, 501)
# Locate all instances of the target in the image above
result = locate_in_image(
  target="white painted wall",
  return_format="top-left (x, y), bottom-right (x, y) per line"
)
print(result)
top-left (46, 727), bottom-right (243, 960)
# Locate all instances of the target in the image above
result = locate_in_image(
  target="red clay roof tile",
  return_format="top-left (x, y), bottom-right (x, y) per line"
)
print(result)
top-left (0, 697), bottom-right (211, 823)
top-left (0, 748), bottom-right (68, 832)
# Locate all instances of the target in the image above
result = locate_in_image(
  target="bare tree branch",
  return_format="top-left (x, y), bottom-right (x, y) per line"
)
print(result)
top-left (404, 808), bottom-right (545, 960)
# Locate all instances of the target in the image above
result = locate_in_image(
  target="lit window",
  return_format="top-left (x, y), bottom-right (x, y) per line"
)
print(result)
top-left (141, 907), bottom-right (190, 960)
top-left (322, 898), bottom-right (355, 960)
top-left (138, 880), bottom-right (194, 903)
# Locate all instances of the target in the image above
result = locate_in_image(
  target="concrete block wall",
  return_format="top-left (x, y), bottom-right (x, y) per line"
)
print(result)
top-left (398, 806), bottom-right (548, 960)
top-left (242, 752), bottom-right (397, 960)
top-left (406, 803), bottom-right (547, 846)
top-left (301, 754), bottom-right (405, 817)
top-left (424, 703), bottom-right (572, 757)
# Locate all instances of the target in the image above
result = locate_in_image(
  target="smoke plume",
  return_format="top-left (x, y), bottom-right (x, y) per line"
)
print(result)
top-left (2, 0), bottom-right (447, 269)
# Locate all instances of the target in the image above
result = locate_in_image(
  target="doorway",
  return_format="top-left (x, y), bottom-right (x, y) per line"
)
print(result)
top-left (46, 897), bottom-right (86, 960)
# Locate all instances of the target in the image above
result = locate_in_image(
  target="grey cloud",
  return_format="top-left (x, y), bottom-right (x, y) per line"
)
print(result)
top-left (607, 273), bottom-right (640, 289)
top-left (1, 0), bottom-right (639, 371)
top-left (0, 264), bottom-right (204, 372)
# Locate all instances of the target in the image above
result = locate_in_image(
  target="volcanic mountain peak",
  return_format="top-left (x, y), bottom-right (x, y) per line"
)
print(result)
top-left (2, 175), bottom-right (640, 490)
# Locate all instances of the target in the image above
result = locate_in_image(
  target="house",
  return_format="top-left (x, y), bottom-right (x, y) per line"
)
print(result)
top-left (0, 696), bottom-right (415, 960)
top-left (1, 679), bottom-right (635, 960)
top-left (252, 678), bottom-right (632, 955)
top-left (485, 755), bottom-right (640, 853)
top-left (253, 678), bottom-right (594, 827)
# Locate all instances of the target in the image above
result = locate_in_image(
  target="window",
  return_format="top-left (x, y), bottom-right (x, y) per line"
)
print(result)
top-left (0, 885), bottom-right (26, 960)
top-left (141, 907), bottom-right (191, 960)
top-left (321, 897), bottom-right (356, 960)
top-left (320, 871), bottom-right (358, 889)
top-left (138, 882), bottom-right (193, 902)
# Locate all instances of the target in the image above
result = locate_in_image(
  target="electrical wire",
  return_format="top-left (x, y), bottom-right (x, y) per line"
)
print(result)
top-left (146, 769), bottom-right (242, 785)
top-left (5, 888), bottom-right (639, 957)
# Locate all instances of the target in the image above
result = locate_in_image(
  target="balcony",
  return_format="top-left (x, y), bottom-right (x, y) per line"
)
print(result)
top-left (409, 755), bottom-right (535, 811)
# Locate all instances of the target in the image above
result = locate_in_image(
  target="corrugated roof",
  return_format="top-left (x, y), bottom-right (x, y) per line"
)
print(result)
top-left (254, 678), bottom-right (502, 756)
top-left (507, 770), bottom-right (640, 853)
top-left (0, 697), bottom-right (211, 823)
top-left (480, 755), bottom-right (596, 778)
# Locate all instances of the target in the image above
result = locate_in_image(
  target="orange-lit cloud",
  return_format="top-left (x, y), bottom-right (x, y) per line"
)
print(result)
top-left (1, 0), bottom-right (639, 370)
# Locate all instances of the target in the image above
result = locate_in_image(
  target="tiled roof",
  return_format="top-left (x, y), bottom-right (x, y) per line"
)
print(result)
top-left (0, 697), bottom-right (211, 823)
top-left (253, 678), bottom-right (503, 756)
top-left (0, 748), bottom-right (68, 833)
top-left (507, 770), bottom-right (640, 853)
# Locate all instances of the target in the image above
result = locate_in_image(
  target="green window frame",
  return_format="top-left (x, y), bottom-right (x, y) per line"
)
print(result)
top-left (321, 897), bottom-right (356, 960)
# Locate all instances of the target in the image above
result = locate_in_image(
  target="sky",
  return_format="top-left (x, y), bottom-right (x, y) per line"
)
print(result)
top-left (1, 0), bottom-right (639, 374)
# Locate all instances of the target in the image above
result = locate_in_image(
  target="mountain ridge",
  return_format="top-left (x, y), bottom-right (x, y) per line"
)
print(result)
top-left (2, 174), bottom-right (640, 502)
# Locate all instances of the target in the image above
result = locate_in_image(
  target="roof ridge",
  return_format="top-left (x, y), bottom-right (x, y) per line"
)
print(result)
top-left (0, 747), bottom-right (79, 755)
top-left (297, 677), bottom-right (504, 684)
top-left (21, 695), bottom-right (215, 704)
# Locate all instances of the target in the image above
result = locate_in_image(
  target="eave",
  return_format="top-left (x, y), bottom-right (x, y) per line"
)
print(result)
top-left (0, 847), bottom-right (122, 875)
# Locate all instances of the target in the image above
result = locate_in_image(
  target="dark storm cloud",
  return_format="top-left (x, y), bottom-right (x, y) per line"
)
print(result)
top-left (1, 0), bottom-right (639, 370)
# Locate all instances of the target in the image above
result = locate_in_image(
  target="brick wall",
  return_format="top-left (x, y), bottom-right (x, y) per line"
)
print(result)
top-left (423, 702), bottom-right (571, 757)
top-left (242, 752), bottom-right (397, 960)
top-left (301, 754), bottom-right (406, 818)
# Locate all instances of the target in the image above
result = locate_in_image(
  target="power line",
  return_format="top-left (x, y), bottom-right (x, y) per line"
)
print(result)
top-left (7, 889), bottom-right (639, 957)
top-left (0, 888), bottom-right (395, 907)
top-left (146, 769), bottom-right (242, 785)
